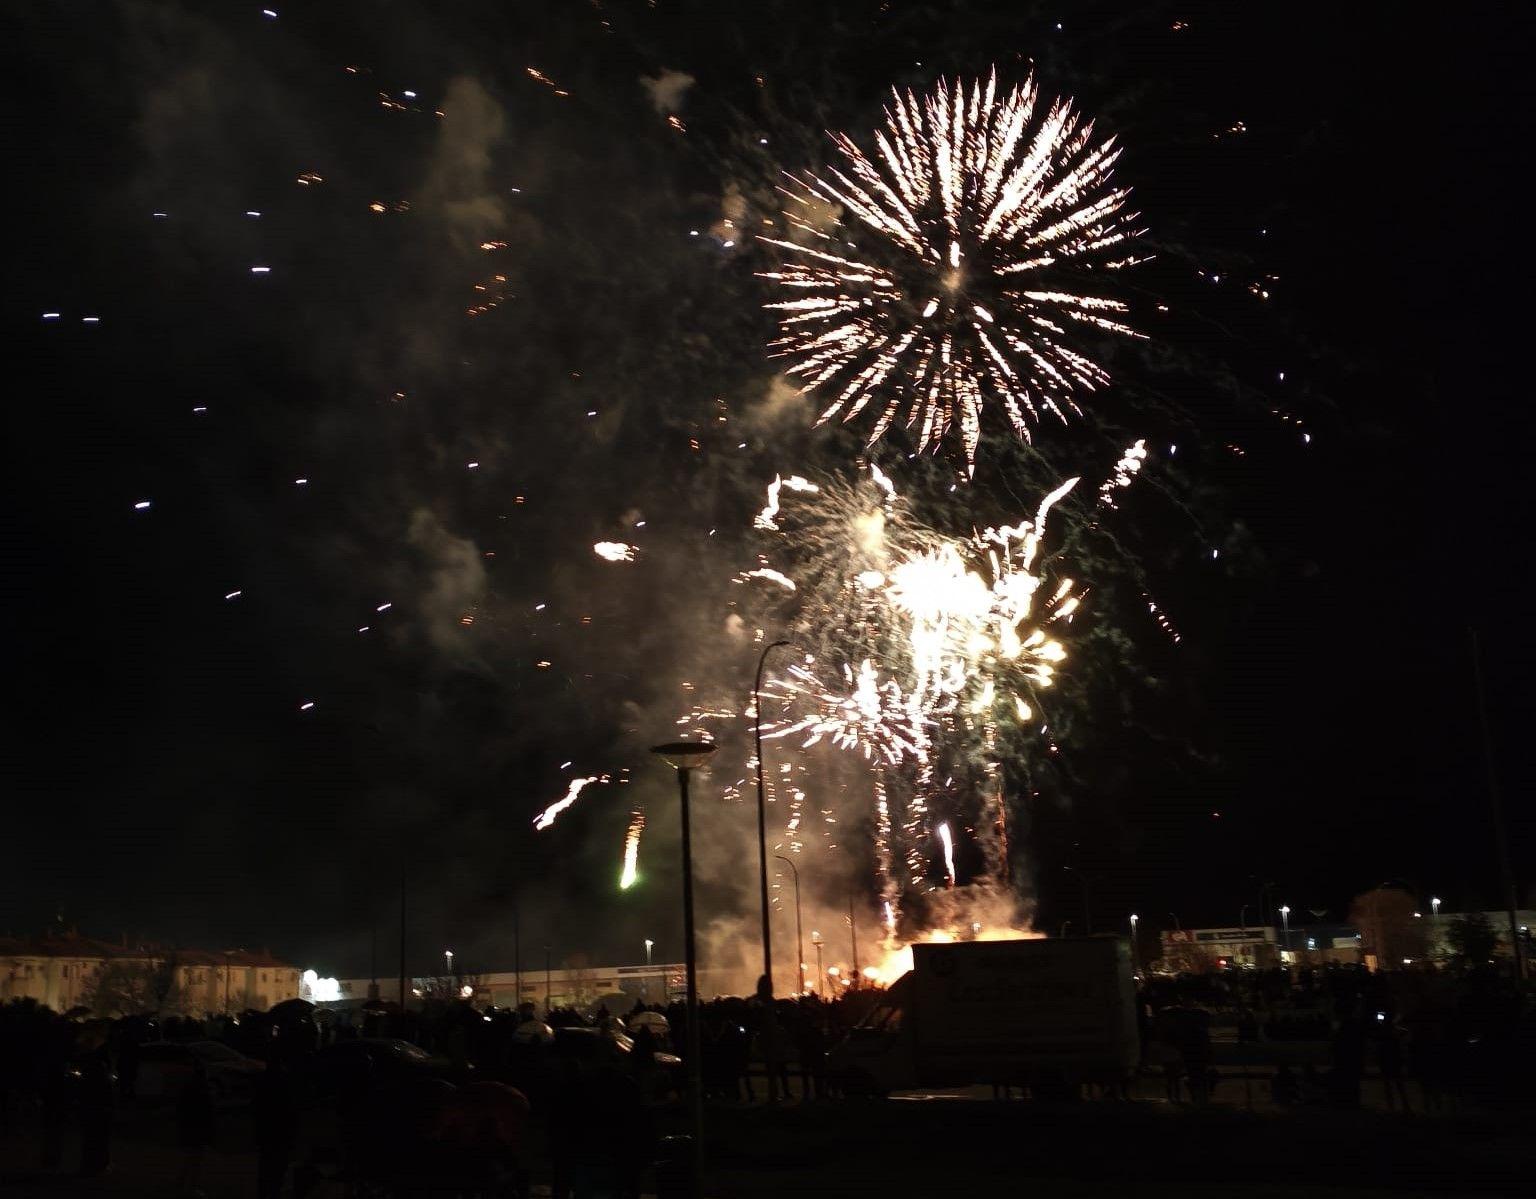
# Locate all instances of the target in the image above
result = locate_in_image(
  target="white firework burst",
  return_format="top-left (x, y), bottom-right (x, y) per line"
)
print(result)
top-left (762, 71), bottom-right (1144, 470)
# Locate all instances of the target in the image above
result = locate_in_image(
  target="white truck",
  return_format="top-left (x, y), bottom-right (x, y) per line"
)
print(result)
top-left (830, 937), bottom-right (1139, 1094)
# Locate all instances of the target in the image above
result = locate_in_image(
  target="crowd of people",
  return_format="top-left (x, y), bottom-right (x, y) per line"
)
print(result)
top-left (0, 961), bottom-right (1531, 1194)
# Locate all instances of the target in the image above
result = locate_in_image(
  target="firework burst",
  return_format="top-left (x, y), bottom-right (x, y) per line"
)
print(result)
top-left (748, 465), bottom-right (1082, 928)
top-left (763, 72), bottom-right (1143, 470)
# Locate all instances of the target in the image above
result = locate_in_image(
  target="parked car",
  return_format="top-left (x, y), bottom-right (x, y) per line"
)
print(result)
top-left (312, 1037), bottom-right (468, 1093)
top-left (134, 1040), bottom-right (265, 1106)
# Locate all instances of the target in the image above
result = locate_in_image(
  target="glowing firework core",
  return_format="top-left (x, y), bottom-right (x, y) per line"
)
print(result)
top-left (763, 72), bottom-right (1142, 469)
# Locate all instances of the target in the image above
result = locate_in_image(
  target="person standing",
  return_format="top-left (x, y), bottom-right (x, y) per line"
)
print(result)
top-left (77, 1045), bottom-right (114, 1177)
top-left (175, 1059), bottom-right (215, 1197)
top-left (254, 1058), bottom-right (297, 1199)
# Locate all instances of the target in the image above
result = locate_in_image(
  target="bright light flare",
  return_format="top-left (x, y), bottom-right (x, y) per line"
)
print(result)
top-left (594, 541), bottom-right (637, 562)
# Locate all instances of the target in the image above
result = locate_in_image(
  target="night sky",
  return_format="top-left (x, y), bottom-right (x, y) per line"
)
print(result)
top-left (7, 1), bottom-right (1534, 981)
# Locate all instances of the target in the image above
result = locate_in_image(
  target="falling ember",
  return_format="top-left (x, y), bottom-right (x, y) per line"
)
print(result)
top-left (762, 71), bottom-right (1143, 470)
top-left (593, 541), bottom-right (637, 562)
top-left (533, 776), bottom-right (599, 831)
top-left (619, 810), bottom-right (645, 889)
top-left (1099, 439), bottom-right (1148, 507)
top-left (937, 822), bottom-right (957, 887)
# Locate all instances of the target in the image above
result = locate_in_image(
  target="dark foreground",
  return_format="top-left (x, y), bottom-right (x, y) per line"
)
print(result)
top-left (4, 1092), bottom-right (1532, 1198)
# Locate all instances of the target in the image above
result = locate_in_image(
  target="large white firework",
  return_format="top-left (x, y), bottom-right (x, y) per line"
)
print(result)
top-left (763, 71), bottom-right (1143, 470)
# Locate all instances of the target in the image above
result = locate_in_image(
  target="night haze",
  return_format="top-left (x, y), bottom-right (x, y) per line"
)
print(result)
top-left (7, 0), bottom-right (1534, 990)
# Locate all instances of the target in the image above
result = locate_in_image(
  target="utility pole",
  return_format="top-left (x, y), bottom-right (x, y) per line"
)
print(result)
top-left (848, 890), bottom-right (860, 984)
top-left (754, 640), bottom-right (790, 994)
top-left (513, 903), bottom-right (522, 1014)
top-left (1470, 629), bottom-right (1528, 979)
top-left (398, 859), bottom-right (407, 1009)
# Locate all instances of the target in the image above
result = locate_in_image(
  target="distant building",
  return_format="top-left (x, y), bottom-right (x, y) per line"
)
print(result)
top-left (334, 961), bottom-right (696, 1011)
top-left (0, 931), bottom-right (300, 1014)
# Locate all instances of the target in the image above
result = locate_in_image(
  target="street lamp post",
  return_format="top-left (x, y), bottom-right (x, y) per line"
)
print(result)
top-left (1129, 914), bottom-right (1139, 974)
top-left (644, 938), bottom-right (654, 1001)
top-left (444, 948), bottom-right (454, 979)
top-left (1431, 897), bottom-right (1442, 963)
top-left (1279, 905), bottom-right (1291, 952)
top-left (811, 932), bottom-right (824, 999)
top-left (753, 640), bottom-right (791, 994)
top-left (775, 855), bottom-right (805, 996)
top-left (652, 738), bottom-right (717, 1199)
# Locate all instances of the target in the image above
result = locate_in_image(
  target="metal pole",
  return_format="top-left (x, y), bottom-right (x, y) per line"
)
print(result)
top-left (399, 859), bottom-right (407, 1009)
top-left (1470, 629), bottom-right (1527, 979)
top-left (678, 765), bottom-right (706, 1198)
top-left (754, 640), bottom-right (790, 994)
top-left (776, 855), bottom-right (804, 995)
top-left (813, 939), bottom-right (824, 999)
top-left (848, 890), bottom-right (859, 985)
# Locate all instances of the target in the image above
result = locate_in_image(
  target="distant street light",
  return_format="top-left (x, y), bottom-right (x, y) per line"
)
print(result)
top-left (811, 931), bottom-right (825, 999)
top-left (1431, 896), bottom-right (1441, 917)
top-left (444, 948), bottom-right (454, 977)
top-left (652, 738), bottom-right (717, 1199)
top-left (644, 938), bottom-right (655, 1001)
top-left (776, 855), bottom-right (805, 996)
top-left (1129, 914), bottom-right (1139, 974)
top-left (754, 640), bottom-right (791, 994)
top-left (1279, 905), bottom-right (1292, 951)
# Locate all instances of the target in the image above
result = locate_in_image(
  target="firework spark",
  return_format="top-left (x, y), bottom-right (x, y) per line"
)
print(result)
top-left (937, 821), bottom-right (957, 887)
top-left (619, 810), bottom-right (645, 889)
top-left (593, 541), bottom-right (637, 562)
top-left (763, 72), bottom-right (1143, 469)
top-left (533, 776), bottom-right (598, 831)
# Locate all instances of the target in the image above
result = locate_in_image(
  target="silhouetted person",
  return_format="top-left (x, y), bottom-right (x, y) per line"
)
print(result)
top-left (176, 1059), bottom-right (215, 1196)
top-left (1329, 1020), bottom-right (1365, 1108)
top-left (1378, 1021), bottom-right (1410, 1112)
top-left (254, 1059), bottom-right (297, 1199)
top-left (796, 1017), bottom-right (827, 1101)
top-left (77, 1045), bottom-right (114, 1177)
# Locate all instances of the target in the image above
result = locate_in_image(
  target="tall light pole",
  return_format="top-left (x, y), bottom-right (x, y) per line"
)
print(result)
top-left (1470, 629), bottom-right (1528, 980)
top-left (644, 938), bottom-right (654, 1001)
top-left (811, 931), bottom-right (824, 999)
top-left (652, 738), bottom-right (717, 1199)
top-left (1129, 914), bottom-right (1139, 975)
top-left (753, 640), bottom-right (791, 994)
top-left (775, 855), bottom-right (805, 995)
top-left (1431, 897), bottom-right (1442, 963)
top-left (513, 904), bottom-right (521, 1014)
top-left (848, 889), bottom-right (860, 985)
top-left (444, 948), bottom-right (454, 978)
top-left (1279, 906), bottom-right (1291, 952)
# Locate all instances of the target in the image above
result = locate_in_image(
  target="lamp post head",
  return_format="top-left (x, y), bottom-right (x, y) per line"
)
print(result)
top-left (650, 740), bottom-right (717, 770)
top-left (1130, 913), bottom-right (1139, 925)
top-left (644, 938), bottom-right (654, 951)
top-left (1431, 897), bottom-right (1441, 911)
top-left (1279, 905), bottom-right (1290, 917)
